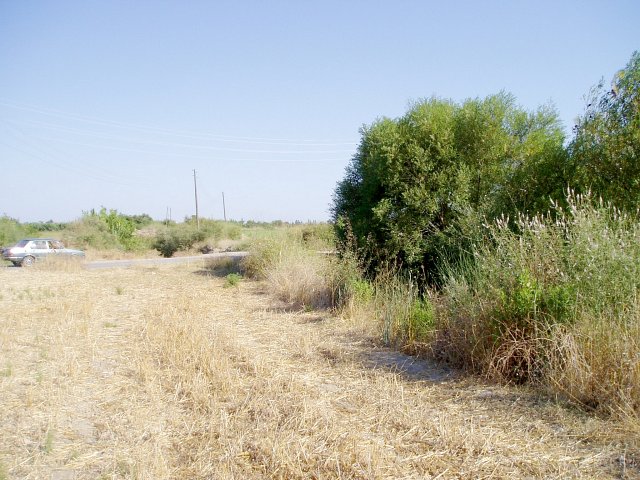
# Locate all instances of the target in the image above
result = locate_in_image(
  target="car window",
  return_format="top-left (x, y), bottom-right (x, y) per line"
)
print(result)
top-left (16, 240), bottom-right (29, 247)
top-left (50, 240), bottom-right (64, 249)
top-left (32, 240), bottom-right (48, 249)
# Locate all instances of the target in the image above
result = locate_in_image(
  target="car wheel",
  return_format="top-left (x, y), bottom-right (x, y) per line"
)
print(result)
top-left (21, 255), bottom-right (36, 267)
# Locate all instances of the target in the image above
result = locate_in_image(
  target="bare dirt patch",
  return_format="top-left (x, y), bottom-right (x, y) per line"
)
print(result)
top-left (0, 264), bottom-right (637, 479)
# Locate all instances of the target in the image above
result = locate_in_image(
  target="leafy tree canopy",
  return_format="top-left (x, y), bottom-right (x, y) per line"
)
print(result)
top-left (570, 51), bottom-right (640, 211)
top-left (333, 93), bottom-right (565, 280)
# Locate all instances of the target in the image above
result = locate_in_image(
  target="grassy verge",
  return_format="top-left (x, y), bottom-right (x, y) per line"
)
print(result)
top-left (2, 246), bottom-right (636, 477)
top-left (428, 194), bottom-right (640, 418)
top-left (242, 224), bottom-right (350, 310)
top-left (247, 196), bottom-right (640, 422)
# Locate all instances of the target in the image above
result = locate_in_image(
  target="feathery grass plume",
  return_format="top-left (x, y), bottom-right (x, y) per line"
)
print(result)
top-left (433, 191), bottom-right (640, 416)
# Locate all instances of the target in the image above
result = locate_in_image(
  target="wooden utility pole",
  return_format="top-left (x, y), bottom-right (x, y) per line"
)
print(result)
top-left (222, 192), bottom-right (227, 222)
top-left (193, 169), bottom-right (200, 230)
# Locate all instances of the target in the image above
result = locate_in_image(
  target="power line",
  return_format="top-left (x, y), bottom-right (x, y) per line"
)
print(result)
top-left (0, 99), bottom-right (359, 145)
top-left (25, 132), bottom-right (355, 155)
top-left (3, 129), bottom-right (351, 163)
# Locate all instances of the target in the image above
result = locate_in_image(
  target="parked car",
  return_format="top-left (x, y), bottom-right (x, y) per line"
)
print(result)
top-left (2, 238), bottom-right (85, 267)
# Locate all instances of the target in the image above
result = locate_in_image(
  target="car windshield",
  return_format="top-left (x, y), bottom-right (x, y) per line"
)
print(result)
top-left (15, 240), bottom-right (29, 247)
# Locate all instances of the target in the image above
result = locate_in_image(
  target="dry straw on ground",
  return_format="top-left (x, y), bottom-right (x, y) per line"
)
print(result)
top-left (0, 262), bottom-right (638, 479)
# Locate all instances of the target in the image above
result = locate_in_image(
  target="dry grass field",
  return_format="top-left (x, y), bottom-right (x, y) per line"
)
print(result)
top-left (1, 260), bottom-right (638, 479)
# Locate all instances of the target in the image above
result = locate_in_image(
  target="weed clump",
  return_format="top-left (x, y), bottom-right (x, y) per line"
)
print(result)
top-left (223, 273), bottom-right (242, 288)
top-left (153, 228), bottom-right (206, 258)
top-left (243, 229), bottom-right (358, 311)
top-left (432, 193), bottom-right (640, 415)
top-left (326, 192), bottom-right (640, 417)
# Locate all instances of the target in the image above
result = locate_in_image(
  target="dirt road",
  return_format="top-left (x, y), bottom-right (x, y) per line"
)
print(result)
top-left (0, 262), bottom-right (636, 479)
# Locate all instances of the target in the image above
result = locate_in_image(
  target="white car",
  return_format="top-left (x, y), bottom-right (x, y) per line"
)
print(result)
top-left (2, 238), bottom-right (85, 267)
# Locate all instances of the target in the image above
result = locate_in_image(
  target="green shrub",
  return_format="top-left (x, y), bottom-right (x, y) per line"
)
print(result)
top-left (153, 231), bottom-right (181, 258)
top-left (152, 227), bottom-right (205, 257)
top-left (332, 94), bottom-right (566, 283)
top-left (349, 278), bottom-right (374, 303)
top-left (224, 273), bottom-right (242, 288)
top-left (433, 192), bottom-right (640, 414)
top-left (301, 224), bottom-right (336, 250)
top-left (223, 223), bottom-right (242, 241)
top-left (0, 215), bottom-right (27, 246)
top-left (98, 208), bottom-right (140, 250)
top-left (407, 299), bottom-right (436, 343)
top-left (65, 215), bottom-right (120, 250)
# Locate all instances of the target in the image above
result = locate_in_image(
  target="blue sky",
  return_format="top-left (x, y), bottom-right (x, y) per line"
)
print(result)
top-left (1, 1), bottom-right (638, 222)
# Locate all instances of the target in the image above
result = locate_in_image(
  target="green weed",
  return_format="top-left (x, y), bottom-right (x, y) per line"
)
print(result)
top-left (223, 273), bottom-right (242, 288)
top-left (43, 429), bottom-right (54, 454)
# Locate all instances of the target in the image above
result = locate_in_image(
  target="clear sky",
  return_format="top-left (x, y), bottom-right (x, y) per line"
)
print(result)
top-left (1, 1), bottom-right (638, 223)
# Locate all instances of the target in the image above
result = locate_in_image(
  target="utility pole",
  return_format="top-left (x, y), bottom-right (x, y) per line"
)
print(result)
top-left (222, 192), bottom-right (227, 222)
top-left (193, 169), bottom-right (200, 230)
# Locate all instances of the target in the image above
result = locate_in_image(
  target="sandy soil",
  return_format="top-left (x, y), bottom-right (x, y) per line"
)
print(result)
top-left (0, 262), bottom-right (637, 479)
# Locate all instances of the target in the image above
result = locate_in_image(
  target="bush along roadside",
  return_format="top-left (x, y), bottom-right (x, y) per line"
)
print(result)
top-left (422, 192), bottom-right (639, 417)
top-left (153, 227), bottom-right (206, 257)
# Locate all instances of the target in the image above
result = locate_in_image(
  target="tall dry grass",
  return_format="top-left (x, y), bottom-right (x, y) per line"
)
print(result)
top-left (243, 230), bottom-right (354, 311)
top-left (131, 268), bottom-right (633, 478)
top-left (430, 193), bottom-right (640, 418)
top-left (237, 194), bottom-right (639, 423)
top-left (1, 261), bottom-right (637, 478)
top-left (31, 254), bottom-right (86, 272)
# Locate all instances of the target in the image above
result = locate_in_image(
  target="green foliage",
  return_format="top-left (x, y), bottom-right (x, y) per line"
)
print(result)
top-left (122, 213), bottom-right (153, 227)
top-left (97, 208), bottom-right (139, 250)
top-left (407, 299), bottom-right (435, 343)
top-left (0, 215), bottom-right (27, 246)
top-left (349, 278), bottom-right (374, 303)
top-left (570, 51), bottom-right (640, 212)
top-left (438, 192), bottom-right (639, 386)
top-left (223, 273), bottom-right (242, 288)
top-left (494, 270), bottom-right (544, 331)
top-left (24, 220), bottom-right (68, 233)
top-left (153, 232), bottom-right (180, 257)
top-left (301, 224), bottom-right (336, 250)
top-left (335, 49), bottom-right (640, 288)
top-left (152, 227), bottom-right (205, 257)
top-left (65, 215), bottom-right (121, 250)
top-left (64, 208), bottom-right (149, 251)
top-left (333, 93), bottom-right (565, 283)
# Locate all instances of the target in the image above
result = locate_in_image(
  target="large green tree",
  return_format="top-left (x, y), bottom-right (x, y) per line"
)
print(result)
top-left (333, 94), bottom-right (565, 281)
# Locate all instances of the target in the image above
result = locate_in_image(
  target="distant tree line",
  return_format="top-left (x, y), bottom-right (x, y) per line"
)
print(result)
top-left (333, 51), bottom-right (640, 283)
